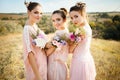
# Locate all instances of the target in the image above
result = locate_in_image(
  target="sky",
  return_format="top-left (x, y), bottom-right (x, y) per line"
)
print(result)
top-left (0, 0), bottom-right (120, 13)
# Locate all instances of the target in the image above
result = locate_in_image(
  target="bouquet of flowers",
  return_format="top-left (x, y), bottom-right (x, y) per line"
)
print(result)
top-left (68, 24), bottom-right (86, 45)
top-left (67, 24), bottom-right (86, 53)
top-left (44, 29), bottom-right (69, 56)
top-left (31, 29), bottom-right (47, 48)
top-left (51, 33), bottom-right (68, 50)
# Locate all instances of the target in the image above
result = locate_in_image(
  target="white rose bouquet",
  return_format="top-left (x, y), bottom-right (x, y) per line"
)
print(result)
top-left (31, 29), bottom-right (47, 48)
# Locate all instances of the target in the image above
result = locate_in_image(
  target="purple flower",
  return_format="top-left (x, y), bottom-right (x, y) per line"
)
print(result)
top-left (32, 40), bottom-right (36, 45)
top-left (37, 34), bottom-right (44, 38)
top-left (75, 36), bottom-right (81, 42)
top-left (60, 40), bottom-right (66, 45)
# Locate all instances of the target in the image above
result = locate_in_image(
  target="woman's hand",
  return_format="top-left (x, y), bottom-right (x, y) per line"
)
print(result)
top-left (44, 42), bottom-right (56, 56)
top-left (45, 42), bottom-right (53, 49)
top-left (69, 42), bottom-right (78, 53)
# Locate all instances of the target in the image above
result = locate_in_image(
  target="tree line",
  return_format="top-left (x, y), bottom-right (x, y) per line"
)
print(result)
top-left (0, 12), bottom-right (120, 40)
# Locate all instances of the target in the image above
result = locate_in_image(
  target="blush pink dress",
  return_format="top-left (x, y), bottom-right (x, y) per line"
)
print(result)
top-left (70, 23), bottom-right (96, 80)
top-left (23, 24), bottom-right (47, 80)
top-left (47, 29), bottom-right (69, 80)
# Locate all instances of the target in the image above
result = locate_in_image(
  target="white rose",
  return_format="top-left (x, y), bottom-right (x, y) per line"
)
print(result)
top-left (34, 38), bottom-right (47, 48)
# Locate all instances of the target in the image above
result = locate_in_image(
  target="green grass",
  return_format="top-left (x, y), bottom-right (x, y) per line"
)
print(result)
top-left (0, 34), bottom-right (120, 80)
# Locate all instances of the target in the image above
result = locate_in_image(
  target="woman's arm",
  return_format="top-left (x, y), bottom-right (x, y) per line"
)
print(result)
top-left (69, 43), bottom-right (78, 53)
top-left (28, 52), bottom-right (41, 80)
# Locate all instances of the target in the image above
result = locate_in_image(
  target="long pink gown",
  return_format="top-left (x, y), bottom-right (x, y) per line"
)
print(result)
top-left (70, 23), bottom-right (96, 80)
top-left (47, 29), bottom-right (69, 80)
top-left (23, 24), bottom-right (47, 80)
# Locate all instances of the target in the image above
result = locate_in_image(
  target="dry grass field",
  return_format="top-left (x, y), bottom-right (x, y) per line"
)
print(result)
top-left (0, 33), bottom-right (120, 80)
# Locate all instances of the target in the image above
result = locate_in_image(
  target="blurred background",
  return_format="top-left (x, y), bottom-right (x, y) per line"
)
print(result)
top-left (0, 0), bottom-right (120, 80)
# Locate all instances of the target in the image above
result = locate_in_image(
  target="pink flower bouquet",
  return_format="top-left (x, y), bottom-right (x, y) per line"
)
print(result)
top-left (68, 25), bottom-right (86, 44)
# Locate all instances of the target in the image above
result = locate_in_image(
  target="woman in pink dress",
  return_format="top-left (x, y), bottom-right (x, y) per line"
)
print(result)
top-left (45, 8), bottom-right (69, 80)
top-left (69, 2), bottom-right (96, 80)
top-left (23, 1), bottom-right (47, 80)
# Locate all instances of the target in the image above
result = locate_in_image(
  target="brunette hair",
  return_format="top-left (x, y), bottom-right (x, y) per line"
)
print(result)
top-left (24, 1), bottom-right (41, 11)
top-left (52, 8), bottom-right (67, 20)
top-left (69, 2), bottom-right (86, 18)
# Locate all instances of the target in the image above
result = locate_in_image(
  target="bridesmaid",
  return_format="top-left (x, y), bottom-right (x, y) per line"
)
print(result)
top-left (69, 2), bottom-right (96, 80)
top-left (23, 1), bottom-right (47, 80)
top-left (45, 8), bottom-right (69, 80)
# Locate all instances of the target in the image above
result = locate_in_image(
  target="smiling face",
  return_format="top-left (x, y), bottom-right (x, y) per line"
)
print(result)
top-left (28, 5), bottom-right (42, 23)
top-left (69, 11), bottom-right (85, 26)
top-left (52, 13), bottom-right (66, 30)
